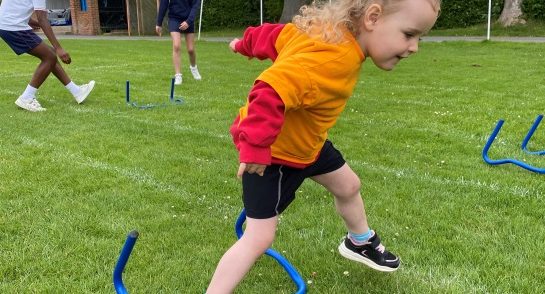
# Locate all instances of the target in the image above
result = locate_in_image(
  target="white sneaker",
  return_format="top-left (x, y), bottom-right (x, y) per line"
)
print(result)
top-left (15, 96), bottom-right (46, 112)
top-left (174, 74), bottom-right (183, 85)
top-left (74, 80), bottom-right (95, 104)
top-left (190, 66), bottom-right (202, 80)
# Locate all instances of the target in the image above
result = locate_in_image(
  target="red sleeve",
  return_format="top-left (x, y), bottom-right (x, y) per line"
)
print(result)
top-left (232, 81), bottom-right (285, 165)
top-left (234, 23), bottom-right (285, 61)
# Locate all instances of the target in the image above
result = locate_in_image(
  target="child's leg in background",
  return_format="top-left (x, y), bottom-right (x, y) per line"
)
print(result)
top-left (184, 33), bottom-right (196, 67)
top-left (50, 58), bottom-right (72, 85)
top-left (27, 42), bottom-right (58, 88)
top-left (30, 44), bottom-right (90, 100)
top-left (311, 163), bottom-right (369, 235)
top-left (170, 32), bottom-right (182, 75)
top-left (207, 216), bottom-right (278, 294)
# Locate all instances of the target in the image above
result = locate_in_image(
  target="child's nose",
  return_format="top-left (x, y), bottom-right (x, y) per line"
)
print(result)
top-left (408, 40), bottom-right (419, 54)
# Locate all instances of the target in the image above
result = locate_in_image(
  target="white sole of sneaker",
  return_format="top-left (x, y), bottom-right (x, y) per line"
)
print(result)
top-left (14, 99), bottom-right (45, 112)
top-left (338, 242), bottom-right (399, 272)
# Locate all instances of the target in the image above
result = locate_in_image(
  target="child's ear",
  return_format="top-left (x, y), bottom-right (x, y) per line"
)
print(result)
top-left (362, 4), bottom-right (383, 31)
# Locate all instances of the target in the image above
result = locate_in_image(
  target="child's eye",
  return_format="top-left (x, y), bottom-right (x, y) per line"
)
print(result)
top-left (404, 32), bottom-right (414, 39)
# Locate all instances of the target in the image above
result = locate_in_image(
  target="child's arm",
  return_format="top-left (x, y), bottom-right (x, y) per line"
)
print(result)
top-left (28, 16), bottom-right (40, 30)
top-left (230, 23), bottom-right (285, 61)
top-left (186, 0), bottom-right (201, 26)
top-left (155, 0), bottom-right (169, 35)
top-left (34, 10), bottom-right (71, 64)
top-left (233, 81), bottom-right (285, 168)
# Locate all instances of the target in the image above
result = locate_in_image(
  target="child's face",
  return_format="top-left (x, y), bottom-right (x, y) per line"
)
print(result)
top-left (357, 0), bottom-right (439, 71)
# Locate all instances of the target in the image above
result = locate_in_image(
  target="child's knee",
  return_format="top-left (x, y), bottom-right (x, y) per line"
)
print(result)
top-left (335, 177), bottom-right (361, 199)
top-left (242, 231), bottom-right (275, 253)
top-left (172, 43), bottom-right (182, 52)
top-left (41, 50), bottom-right (57, 69)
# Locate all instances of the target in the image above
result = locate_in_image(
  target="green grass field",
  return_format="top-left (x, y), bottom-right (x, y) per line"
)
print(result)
top-left (1, 38), bottom-right (545, 293)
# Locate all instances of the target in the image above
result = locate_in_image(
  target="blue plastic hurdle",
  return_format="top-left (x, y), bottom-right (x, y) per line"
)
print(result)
top-left (113, 231), bottom-right (138, 294)
top-left (235, 209), bottom-right (307, 294)
top-left (521, 114), bottom-right (545, 155)
top-left (125, 79), bottom-right (184, 109)
top-left (113, 210), bottom-right (307, 293)
top-left (482, 119), bottom-right (545, 174)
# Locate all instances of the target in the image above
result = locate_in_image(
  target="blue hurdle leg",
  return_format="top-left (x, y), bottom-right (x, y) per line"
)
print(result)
top-left (521, 114), bottom-right (545, 155)
top-left (113, 230), bottom-right (139, 294)
top-left (126, 81), bottom-right (130, 103)
top-left (170, 78), bottom-right (175, 102)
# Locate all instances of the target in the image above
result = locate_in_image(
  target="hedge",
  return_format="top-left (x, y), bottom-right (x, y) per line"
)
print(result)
top-left (434, 0), bottom-right (504, 29)
top-left (200, 0), bottom-right (544, 30)
top-left (523, 0), bottom-right (545, 21)
top-left (200, 0), bottom-right (283, 30)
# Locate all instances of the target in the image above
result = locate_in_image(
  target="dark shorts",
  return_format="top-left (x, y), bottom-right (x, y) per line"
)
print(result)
top-left (242, 140), bottom-right (346, 219)
top-left (0, 29), bottom-right (42, 55)
top-left (168, 18), bottom-right (195, 34)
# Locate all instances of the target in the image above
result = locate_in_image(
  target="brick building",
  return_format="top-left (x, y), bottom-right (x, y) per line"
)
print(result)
top-left (45, 0), bottom-right (152, 36)
top-left (0, 0), bottom-right (159, 36)
top-left (69, 0), bottom-right (101, 35)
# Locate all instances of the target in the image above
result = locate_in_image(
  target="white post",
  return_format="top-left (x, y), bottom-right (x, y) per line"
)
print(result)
top-left (198, 0), bottom-right (204, 40)
top-left (487, 0), bottom-right (492, 40)
top-left (260, 0), bottom-right (263, 25)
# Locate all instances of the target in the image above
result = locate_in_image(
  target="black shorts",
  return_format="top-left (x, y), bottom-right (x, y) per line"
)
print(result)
top-left (0, 29), bottom-right (42, 55)
top-left (242, 140), bottom-right (346, 219)
top-left (168, 18), bottom-right (195, 34)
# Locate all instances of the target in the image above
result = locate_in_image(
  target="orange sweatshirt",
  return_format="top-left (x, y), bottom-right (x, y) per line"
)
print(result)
top-left (231, 23), bottom-right (365, 167)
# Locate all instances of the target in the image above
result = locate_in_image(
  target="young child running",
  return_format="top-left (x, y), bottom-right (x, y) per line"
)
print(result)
top-left (207, 0), bottom-right (441, 292)
top-left (0, 0), bottom-right (95, 112)
top-left (156, 0), bottom-right (202, 85)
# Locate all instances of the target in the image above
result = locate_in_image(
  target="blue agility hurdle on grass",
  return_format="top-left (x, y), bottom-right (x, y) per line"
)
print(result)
top-left (113, 210), bottom-right (306, 293)
top-left (235, 209), bottom-right (307, 294)
top-left (125, 79), bottom-right (184, 109)
top-left (521, 114), bottom-right (545, 155)
top-left (482, 119), bottom-right (545, 174)
top-left (113, 230), bottom-right (138, 294)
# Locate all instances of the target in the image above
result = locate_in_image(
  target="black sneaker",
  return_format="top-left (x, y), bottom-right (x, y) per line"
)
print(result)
top-left (338, 232), bottom-right (400, 272)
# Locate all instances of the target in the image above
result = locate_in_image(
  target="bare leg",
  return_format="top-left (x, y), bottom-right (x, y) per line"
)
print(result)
top-left (207, 216), bottom-right (278, 294)
top-left (170, 31), bottom-right (182, 74)
top-left (50, 60), bottom-right (72, 86)
top-left (26, 42), bottom-right (58, 88)
top-left (312, 163), bottom-right (369, 234)
top-left (184, 33), bottom-right (196, 66)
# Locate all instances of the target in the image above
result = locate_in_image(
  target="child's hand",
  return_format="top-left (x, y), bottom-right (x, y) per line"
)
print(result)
top-left (28, 18), bottom-right (41, 30)
top-left (237, 162), bottom-right (266, 178)
top-left (229, 38), bottom-right (240, 53)
top-left (56, 48), bottom-right (71, 64)
top-left (155, 26), bottom-right (162, 36)
top-left (179, 21), bottom-right (189, 31)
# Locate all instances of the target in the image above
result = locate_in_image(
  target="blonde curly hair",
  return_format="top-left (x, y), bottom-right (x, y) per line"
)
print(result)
top-left (293, 0), bottom-right (441, 43)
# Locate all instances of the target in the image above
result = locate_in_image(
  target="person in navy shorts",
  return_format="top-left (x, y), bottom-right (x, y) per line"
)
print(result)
top-left (156, 0), bottom-right (202, 85)
top-left (0, 0), bottom-right (95, 112)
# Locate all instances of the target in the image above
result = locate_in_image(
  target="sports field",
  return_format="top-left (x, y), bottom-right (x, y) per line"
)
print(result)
top-left (1, 39), bottom-right (544, 293)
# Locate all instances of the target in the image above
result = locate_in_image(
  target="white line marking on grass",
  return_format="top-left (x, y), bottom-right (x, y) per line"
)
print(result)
top-left (0, 73), bottom-right (31, 78)
top-left (68, 106), bottom-right (230, 140)
top-left (363, 82), bottom-right (543, 101)
top-left (352, 160), bottom-right (543, 199)
top-left (402, 266), bottom-right (489, 293)
top-left (0, 89), bottom-right (20, 96)
top-left (19, 136), bottom-right (191, 197)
